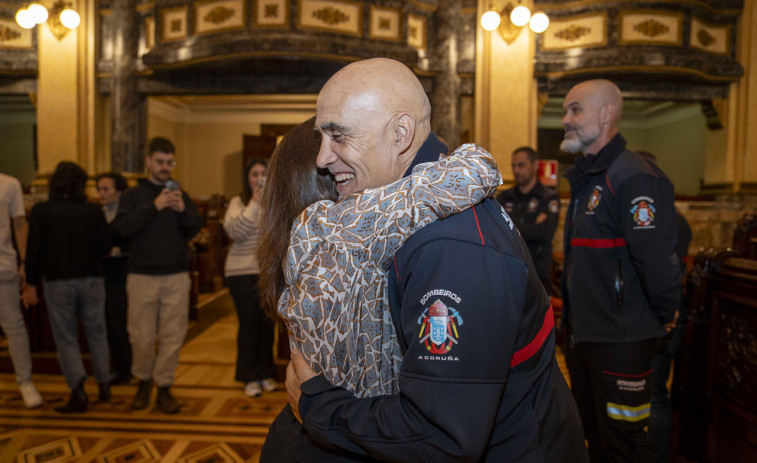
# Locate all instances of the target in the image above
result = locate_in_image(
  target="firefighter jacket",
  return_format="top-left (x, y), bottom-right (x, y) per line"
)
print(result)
top-left (561, 134), bottom-right (681, 344)
top-left (296, 139), bottom-right (588, 463)
top-left (496, 181), bottom-right (560, 281)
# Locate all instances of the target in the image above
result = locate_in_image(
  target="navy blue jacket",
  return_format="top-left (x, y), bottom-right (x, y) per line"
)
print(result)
top-left (496, 181), bottom-right (560, 281)
top-left (297, 135), bottom-right (588, 462)
top-left (561, 135), bottom-right (681, 344)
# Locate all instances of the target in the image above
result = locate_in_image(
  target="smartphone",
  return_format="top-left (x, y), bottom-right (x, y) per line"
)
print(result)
top-left (165, 180), bottom-right (180, 191)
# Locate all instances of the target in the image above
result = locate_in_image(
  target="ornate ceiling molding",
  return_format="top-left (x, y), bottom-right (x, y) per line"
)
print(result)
top-left (534, 1), bottom-right (744, 95)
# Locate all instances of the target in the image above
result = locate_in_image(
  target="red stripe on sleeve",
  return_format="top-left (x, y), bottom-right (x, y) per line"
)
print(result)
top-left (510, 305), bottom-right (554, 367)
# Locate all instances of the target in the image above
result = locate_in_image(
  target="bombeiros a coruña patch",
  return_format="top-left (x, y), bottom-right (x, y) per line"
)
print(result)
top-left (417, 296), bottom-right (462, 361)
top-left (630, 196), bottom-right (656, 229)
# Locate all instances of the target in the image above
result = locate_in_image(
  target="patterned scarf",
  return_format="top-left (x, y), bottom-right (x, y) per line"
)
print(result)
top-left (279, 144), bottom-right (502, 397)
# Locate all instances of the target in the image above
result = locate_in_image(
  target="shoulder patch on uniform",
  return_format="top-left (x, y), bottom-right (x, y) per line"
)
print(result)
top-left (630, 196), bottom-right (656, 229)
top-left (549, 199), bottom-right (560, 214)
top-left (417, 298), bottom-right (463, 356)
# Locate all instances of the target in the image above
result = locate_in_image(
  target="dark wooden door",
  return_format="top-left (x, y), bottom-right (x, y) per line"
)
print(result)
top-left (242, 135), bottom-right (277, 164)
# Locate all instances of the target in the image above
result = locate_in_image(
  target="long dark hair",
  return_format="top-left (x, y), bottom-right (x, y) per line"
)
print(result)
top-left (49, 161), bottom-right (88, 202)
top-left (241, 157), bottom-right (267, 206)
top-left (258, 117), bottom-right (337, 319)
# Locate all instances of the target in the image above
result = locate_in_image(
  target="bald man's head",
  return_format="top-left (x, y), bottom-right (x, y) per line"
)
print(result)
top-left (314, 58), bottom-right (432, 198)
top-left (560, 79), bottom-right (624, 156)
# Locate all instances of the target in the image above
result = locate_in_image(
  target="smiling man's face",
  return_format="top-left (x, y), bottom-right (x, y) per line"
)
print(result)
top-left (314, 89), bottom-right (401, 198)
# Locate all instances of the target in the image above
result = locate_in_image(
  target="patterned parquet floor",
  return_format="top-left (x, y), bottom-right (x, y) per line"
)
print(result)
top-left (0, 290), bottom-right (286, 463)
top-left (0, 290), bottom-right (572, 462)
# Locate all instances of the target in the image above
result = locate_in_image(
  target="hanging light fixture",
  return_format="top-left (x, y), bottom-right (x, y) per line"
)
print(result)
top-left (481, 10), bottom-right (502, 31)
top-left (529, 11), bottom-right (550, 33)
top-left (510, 4), bottom-right (531, 27)
top-left (15, 1), bottom-right (80, 40)
top-left (480, 2), bottom-right (549, 44)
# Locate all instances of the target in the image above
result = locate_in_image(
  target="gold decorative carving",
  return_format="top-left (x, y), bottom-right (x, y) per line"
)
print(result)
top-left (554, 24), bottom-right (591, 42)
top-left (634, 19), bottom-right (669, 37)
top-left (204, 6), bottom-right (235, 24)
top-left (379, 18), bottom-right (390, 30)
top-left (264, 4), bottom-right (278, 17)
top-left (0, 25), bottom-right (21, 42)
top-left (497, 3), bottom-right (521, 45)
top-left (409, 25), bottom-right (417, 39)
top-left (312, 6), bottom-right (349, 25)
top-left (171, 19), bottom-right (182, 32)
top-left (697, 29), bottom-right (716, 47)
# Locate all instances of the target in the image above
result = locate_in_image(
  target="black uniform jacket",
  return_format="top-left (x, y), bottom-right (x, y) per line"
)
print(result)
top-left (495, 181), bottom-right (560, 280)
top-left (113, 178), bottom-right (202, 275)
top-left (297, 136), bottom-right (588, 463)
top-left (561, 134), bottom-right (681, 344)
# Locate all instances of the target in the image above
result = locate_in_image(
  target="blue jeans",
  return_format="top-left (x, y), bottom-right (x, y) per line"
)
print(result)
top-left (0, 270), bottom-right (33, 384)
top-left (44, 277), bottom-right (110, 390)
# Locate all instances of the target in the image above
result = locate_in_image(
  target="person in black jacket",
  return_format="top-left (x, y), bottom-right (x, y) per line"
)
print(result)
top-left (283, 58), bottom-right (588, 463)
top-left (96, 172), bottom-right (132, 386)
top-left (560, 80), bottom-right (681, 463)
top-left (635, 151), bottom-right (693, 463)
top-left (23, 161), bottom-right (112, 413)
top-left (496, 146), bottom-right (560, 294)
top-left (113, 137), bottom-right (202, 414)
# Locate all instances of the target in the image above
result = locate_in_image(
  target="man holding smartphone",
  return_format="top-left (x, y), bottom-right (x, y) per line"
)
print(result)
top-left (113, 137), bottom-right (202, 414)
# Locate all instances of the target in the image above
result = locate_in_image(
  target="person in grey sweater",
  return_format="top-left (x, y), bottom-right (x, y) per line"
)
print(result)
top-left (223, 158), bottom-right (275, 397)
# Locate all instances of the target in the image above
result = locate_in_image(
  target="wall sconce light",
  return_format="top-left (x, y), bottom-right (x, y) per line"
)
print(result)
top-left (15, 1), bottom-right (81, 40)
top-left (481, 2), bottom-right (550, 44)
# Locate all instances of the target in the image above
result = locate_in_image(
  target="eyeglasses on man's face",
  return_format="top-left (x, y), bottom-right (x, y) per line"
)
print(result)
top-left (152, 159), bottom-right (176, 168)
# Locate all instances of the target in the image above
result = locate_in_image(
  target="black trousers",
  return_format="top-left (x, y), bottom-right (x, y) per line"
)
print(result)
top-left (103, 257), bottom-right (131, 377)
top-left (226, 274), bottom-right (274, 383)
top-left (565, 337), bottom-right (656, 463)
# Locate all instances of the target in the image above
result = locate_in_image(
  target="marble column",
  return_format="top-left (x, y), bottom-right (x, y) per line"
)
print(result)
top-left (429, 0), bottom-right (462, 149)
top-left (110, 0), bottom-right (144, 173)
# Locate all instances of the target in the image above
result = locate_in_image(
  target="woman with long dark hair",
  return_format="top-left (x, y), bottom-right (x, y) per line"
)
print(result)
top-left (23, 161), bottom-right (112, 413)
top-left (257, 117), bottom-right (500, 460)
top-left (223, 157), bottom-right (275, 397)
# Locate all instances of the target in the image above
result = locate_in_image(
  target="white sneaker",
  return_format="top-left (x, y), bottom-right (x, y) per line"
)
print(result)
top-left (261, 378), bottom-right (277, 393)
top-left (244, 381), bottom-right (262, 397)
top-left (19, 381), bottom-right (43, 409)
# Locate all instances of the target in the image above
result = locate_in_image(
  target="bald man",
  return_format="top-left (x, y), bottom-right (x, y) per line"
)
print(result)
top-left (559, 80), bottom-right (681, 463)
top-left (282, 58), bottom-right (587, 463)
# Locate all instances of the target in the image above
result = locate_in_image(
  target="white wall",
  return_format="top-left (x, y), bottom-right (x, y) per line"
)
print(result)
top-left (147, 95), bottom-right (317, 198)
